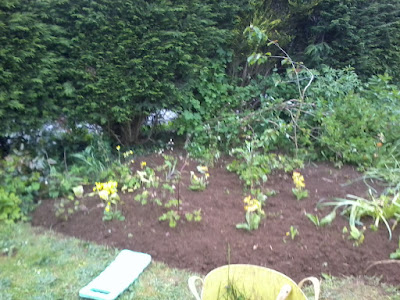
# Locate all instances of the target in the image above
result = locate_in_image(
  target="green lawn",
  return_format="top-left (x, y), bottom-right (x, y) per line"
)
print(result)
top-left (0, 223), bottom-right (399, 299)
top-left (0, 223), bottom-right (195, 299)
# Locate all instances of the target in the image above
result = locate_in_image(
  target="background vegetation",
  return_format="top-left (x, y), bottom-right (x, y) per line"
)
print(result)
top-left (1, 1), bottom-right (400, 297)
top-left (1, 0), bottom-right (400, 250)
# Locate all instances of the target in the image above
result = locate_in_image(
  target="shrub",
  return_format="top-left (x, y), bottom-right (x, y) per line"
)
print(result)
top-left (299, 68), bottom-right (399, 167)
top-left (0, 154), bottom-right (41, 222)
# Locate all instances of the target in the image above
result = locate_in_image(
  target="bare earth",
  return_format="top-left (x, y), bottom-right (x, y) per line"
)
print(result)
top-left (32, 152), bottom-right (400, 286)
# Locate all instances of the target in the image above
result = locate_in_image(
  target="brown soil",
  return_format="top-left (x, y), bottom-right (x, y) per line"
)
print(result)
top-left (31, 152), bottom-right (400, 286)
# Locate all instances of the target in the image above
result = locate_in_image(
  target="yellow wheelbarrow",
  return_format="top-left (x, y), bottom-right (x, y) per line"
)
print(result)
top-left (188, 264), bottom-right (320, 300)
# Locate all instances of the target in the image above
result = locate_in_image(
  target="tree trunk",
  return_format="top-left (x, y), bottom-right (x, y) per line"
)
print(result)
top-left (109, 114), bottom-right (146, 146)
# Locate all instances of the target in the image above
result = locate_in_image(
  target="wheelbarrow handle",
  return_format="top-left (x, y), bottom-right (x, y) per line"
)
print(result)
top-left (298, 276), bottom-right (320, 300)
top-left (188, 276), bottom-right (204, 300)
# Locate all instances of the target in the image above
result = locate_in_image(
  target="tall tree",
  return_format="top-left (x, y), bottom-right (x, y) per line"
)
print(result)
top-left (0, 0), bottom-right (240, 145)
top-left (302, 0), bottom-right (400, 79)
top-left (0, 0), bottom-right (69, 135)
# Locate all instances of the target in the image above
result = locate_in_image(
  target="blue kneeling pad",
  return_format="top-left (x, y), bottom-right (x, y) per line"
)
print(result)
top-left (79, 249), bottom-right (152, 300)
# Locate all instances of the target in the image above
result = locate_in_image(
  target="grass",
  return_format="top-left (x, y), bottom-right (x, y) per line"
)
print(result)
top-left (314, 275), bottom-right (400, 300)
top-left (0, 223), bottom-right (195, 300)
top-left (0, 223), bottom-right (399, 300)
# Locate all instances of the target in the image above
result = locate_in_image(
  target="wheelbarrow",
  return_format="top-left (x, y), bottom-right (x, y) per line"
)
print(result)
top-left (188, 264), bottom-right (320, 300)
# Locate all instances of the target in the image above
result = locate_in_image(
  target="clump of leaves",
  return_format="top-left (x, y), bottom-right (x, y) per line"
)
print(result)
top-left (0, 188), bottom-right (22, 224)
top-left (134, 190), bottom-right (150, 205)
top-left (0, 153), bottom-right (42, 223)
top-left (159, 210), bottom-right (180, 228)
top-left (389, 237), bottom-right (400, 259)
top-left (285, 225), bottom-right (299, 241)
top-left (305, 210), bottom-right (336, 227)
top-left (342, 226), bottom-right (365, 247)
top-left (322, 191), bottom-right (400, 240)
top-left (136, 163), bottom-right (159, 188)
top-left (160, 154), bottom-right (178, 181)
top-left (188, 170), bottom-right (209, 192)
top-left (185, 209), bottom-right (202, 222)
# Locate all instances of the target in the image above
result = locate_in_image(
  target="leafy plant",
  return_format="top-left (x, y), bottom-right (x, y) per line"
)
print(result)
top-left (102, 207), bottom-right (125, 222)
top-left (136, 165), bottom-right (159, 188)
top-left (162, 183), bottom-right (175, 194)
top-left (188, 171), bottom-right (209, 192)
top-left (342, 226), bottom-right (365, 247)
top-left (185, 209), bottom-right (202, 222)
top-left (159, 210), bottom-right (180, 228)
top-left (390, 237), bottom-right (400, 259)
top-left (160, 155), bottom-right (178, 182)
top-left (134, 190), bottom-right (150, 205)
top-left (70, 145), bottom-right (108, 182)
top-left (236, 196), bottom-right (265, 231)
top-left (0, 154), bottom-right (42, 221)
top-left (292, 171), bottom-right (309, 200)
top-left (284, 226), bottom-right (299, 242)
top-left (47, 168), bottom-right (82, 199)
top-left (164, 199), bottom-right (179, 208)
top-left (0, 188), bottom-right (22, 224)
top-left (54, 197), bottom-right (80, 221)
top-left (92, 181), bottom-right (124, 222)
top-left (322, 191), bottom-right (400, 240)
top-left (306, 210), bottom-right (336, 227)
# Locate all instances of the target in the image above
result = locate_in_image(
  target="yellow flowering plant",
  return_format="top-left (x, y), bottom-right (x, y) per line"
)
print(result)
top-left (292, 171), bottom-right (308, 200)
top-left (236, 196), bottom-right (265, 231)
top-left (93, 181), bottom-right (124, 221)
top-left (116, 146), bottom-right (135, 165)
top-left (188, 170), bottom-right (209, 191)
top-left (284, 225), bottom-right (299, 242)
top-left (136, 163), bottom-right (159, 188)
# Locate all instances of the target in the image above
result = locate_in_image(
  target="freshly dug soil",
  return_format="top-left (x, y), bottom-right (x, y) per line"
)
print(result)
top-left (32, 152), bottom-right (400, 286)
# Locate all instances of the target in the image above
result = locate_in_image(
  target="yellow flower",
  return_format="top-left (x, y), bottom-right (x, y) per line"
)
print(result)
top-left (116, 145), bottom-right (121, 151)
top-left (98, 190), bottom-right (109, 201)
top-left (205, 173), bottom-right (210, 179)
top-left (243, 195), bottom-right (252, 204)
top-left (141, 161), bottom-right (147, 168)
top-left (130, 159), bottom-right (135, 164)
top-left (197, 165), bottom-right (209, 174)
top-left (94, 181), bottom-right (118, 199)
top-left (243, 197), bottom-right (262, 213)
top-left (105, 203), bottom-right (110, 212)
top-left (95, 182), bottom-right (102, 191)
top-left (292, 171), bottom-right (305, 189)
top-left (190, 171), bottom-right (199, 182)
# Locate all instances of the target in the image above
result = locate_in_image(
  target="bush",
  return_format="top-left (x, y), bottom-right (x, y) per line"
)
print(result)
top-left (0, 154), bottom-right (41, 222)
top-left (310, 72), bottom-right (400, 167)
top-left (0, 188), bottom-right (22, 224)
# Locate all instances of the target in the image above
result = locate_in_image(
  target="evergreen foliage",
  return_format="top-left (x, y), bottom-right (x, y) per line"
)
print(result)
top-left (0, 0), bottom-right (69, 134)
top-left (302, 0), bottom-right (400, 80)
top-left (1, 0), bottom-right (241, 144)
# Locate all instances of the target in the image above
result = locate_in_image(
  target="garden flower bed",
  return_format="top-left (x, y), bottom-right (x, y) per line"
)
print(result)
top-left (31, 152), bottom-right (400, 286)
